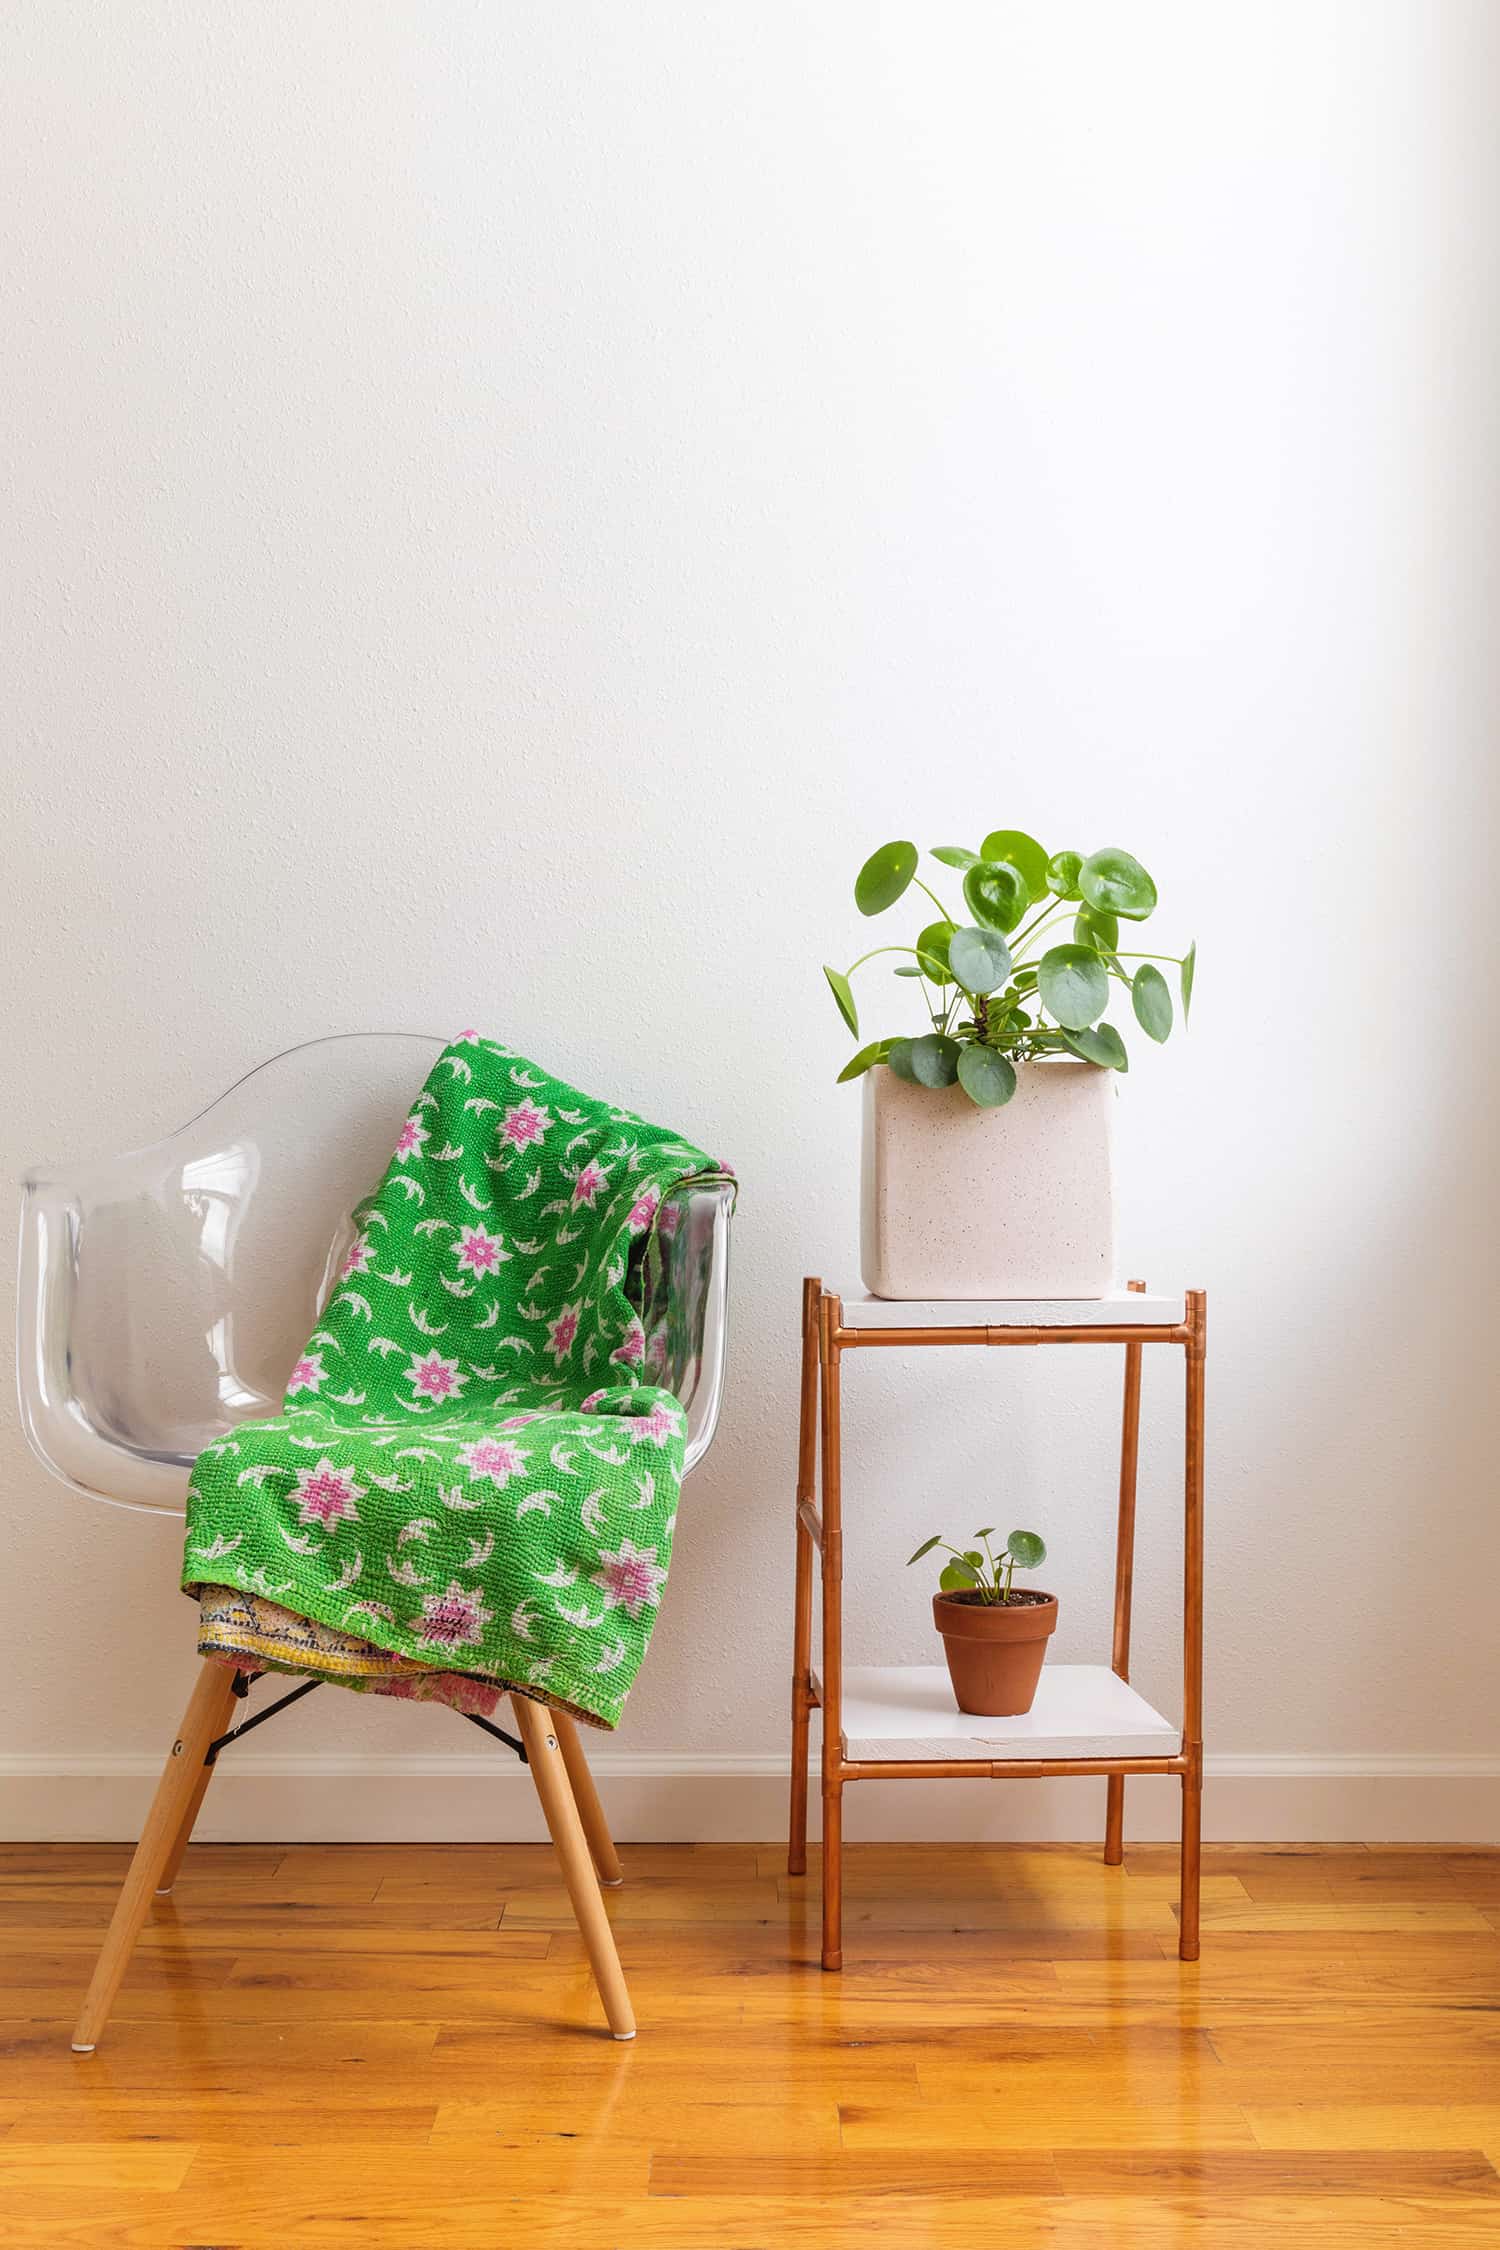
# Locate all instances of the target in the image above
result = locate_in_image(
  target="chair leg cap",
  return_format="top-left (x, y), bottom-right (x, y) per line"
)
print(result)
top-left (612, 2030), bottom-right (637, 2041)
top-left (600, 1876), bottom-right (624, 1887)
top-left (70, 2043), bottom-right (95, 2055)
top-left (154, 1885), bottom-right (174, 1896)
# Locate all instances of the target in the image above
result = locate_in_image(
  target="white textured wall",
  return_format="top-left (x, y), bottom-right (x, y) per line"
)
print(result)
top-left (4, 2), bottom-right (1498, 1839)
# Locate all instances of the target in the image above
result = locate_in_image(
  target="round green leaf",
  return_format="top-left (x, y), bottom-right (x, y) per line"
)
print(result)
top-left (887, 1038), bottom-right (918, 1083)
top-left (855, 840), bottom-right (918, 917)
top-left (956, 1044), bottom-right (1017, 1107)
top-left (930, 844), bottom-right (979, 870)
top-left (915, 919), bottom-right (957, 983)
top-left (1079, 847), bottom-right (1157, 922)
top-left (947, 924), bottom-right (1012, 994)
top-left (1131, 962), bottom-right (1173, 1042)
top-left (909, 1033), bottom-right (961, 1088)
top-left (939, 1557), bottom-right (982, 1592)
top-left (1074, 905), bottom-right (1118, 952)
top-left (1012, 968), bottom-right (1039, 992)
top-left (979, 829), bottom-right (1050, 904)
top-left (1181, 939), bottom-right (1197, 1019)
top-left (823, 964), bottom-right (859, 1036)
top-left (963, 859), bottom-right (1028, 933)
top-left (1038, 944), bottom-right (1109, 1029)
top-left (1061, 1022), bottom-right (1128, 1070)
top-left (1046, 849), bottom-right (1084, 900)
top-left (837, 1039), bottom-right (893, 1083)
top-left (1006, 1530), bottom-right (1046, 1570)
top-left (894, 965), bottom-right (924, 977)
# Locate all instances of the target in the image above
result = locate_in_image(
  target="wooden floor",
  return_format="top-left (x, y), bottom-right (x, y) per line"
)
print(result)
top-left (2, 1841), bottom-right (1499, 2245)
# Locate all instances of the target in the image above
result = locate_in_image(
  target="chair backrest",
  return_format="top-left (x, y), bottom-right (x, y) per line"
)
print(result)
top-left (17, 1033), bottom-right (732, 1515)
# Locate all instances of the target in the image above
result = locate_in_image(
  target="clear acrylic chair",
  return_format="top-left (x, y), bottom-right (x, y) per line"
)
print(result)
top-left (17, 1033), bottom-right (733, 2051)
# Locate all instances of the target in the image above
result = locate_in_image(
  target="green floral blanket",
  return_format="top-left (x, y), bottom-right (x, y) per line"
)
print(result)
top-left (182, 1035), bottom-right (728, 1727)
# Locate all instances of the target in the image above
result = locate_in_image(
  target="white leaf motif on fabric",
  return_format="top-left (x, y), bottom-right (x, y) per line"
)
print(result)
top-left (386, 1555), bottom-right (433, 1588)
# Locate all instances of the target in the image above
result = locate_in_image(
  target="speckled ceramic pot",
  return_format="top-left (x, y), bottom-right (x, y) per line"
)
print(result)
top-left (860, 1060), bottom-right (1116, 1300)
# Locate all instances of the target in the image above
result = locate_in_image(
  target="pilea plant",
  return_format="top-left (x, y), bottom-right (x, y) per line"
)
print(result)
top-left (908, 1527), bottom-right (1048, 1605)
top-left (824, 831), bottom-right (1195, 1106)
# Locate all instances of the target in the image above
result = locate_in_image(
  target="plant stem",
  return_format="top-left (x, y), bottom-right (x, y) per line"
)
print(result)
top-left (1115, 952), bottom-right (1185, 965)
top-left (1009, 900), bottom-right (1060, 953)
top-left (847, 945), bottom-right (926, 976)
top-left (913, 876), bottom-right (955, 926)
top-left (1010, 905), bottom-right (1073, 966)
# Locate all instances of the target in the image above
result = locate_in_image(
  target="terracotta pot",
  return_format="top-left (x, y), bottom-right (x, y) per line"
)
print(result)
top-left (933, 1591), bottom-right (1059, 1716)
top-left (860, 1060), bottom-right (1116, 1300)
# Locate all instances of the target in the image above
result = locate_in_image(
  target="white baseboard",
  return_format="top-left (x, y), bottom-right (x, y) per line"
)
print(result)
top-left (3, 1750), bottom-right (1498, 1844)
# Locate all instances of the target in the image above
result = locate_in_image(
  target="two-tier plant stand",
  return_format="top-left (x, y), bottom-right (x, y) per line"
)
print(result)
top-left (787, 1277), bottom-right (1207, 1967)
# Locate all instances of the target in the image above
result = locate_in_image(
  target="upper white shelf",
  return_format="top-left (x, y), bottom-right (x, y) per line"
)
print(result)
top-left (837, 1289), bottom-right (1184, 1329)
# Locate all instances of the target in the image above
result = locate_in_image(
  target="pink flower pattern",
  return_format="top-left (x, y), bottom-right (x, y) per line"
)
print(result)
top-left (625, 1187), bottom-right (660, 1236)
top-left (415, 1580), bottom-right (494, 1648)
top-left (571, 1160), bottom-right (607, 1209)
top-left (628, 1400), bottom-right (683, 1449)
top-left (500, 1098), bottom-right (550, 1150)
top-left (454, 1224), bottom-right (507, 1276)
top-left (406, 1349), bottom-right (467, 1403)
top-left (286, 1351), bottom-right (327, 1396)
top-left (339, 1234), bottom-right (373, 1278)
top-left (394, 1114), bottom-right (429, 1163)
top-left (291, 1457), bottom-right (364, 1530)
top-left (546, 1304), bottom-right (581, 1364)
top-left (611, 1323), bottom-right (646, 1367)
top-left (455, 1437), bottom-right (529, 1487)
top-left (591, 1538), bottom-right (668, 1620)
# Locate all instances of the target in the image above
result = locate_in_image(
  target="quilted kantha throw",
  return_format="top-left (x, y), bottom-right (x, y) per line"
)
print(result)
top-left (182, 1035), bottom-right (730, 1727)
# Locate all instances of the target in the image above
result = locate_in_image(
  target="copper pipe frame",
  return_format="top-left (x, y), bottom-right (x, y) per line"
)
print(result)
top-left (1180, 1287), bottom-right (1207, 1961)
top-left (817, 1290), bottom-right (845, 1968)
top-left (791, 1278), bottom-right (1207, 1973)
top-left (786, 1276), bottom-right (820, 1877)
top-left (1104, 1279), bottom-right (1146, 1865)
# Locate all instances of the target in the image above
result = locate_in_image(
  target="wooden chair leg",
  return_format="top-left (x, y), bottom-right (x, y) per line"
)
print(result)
top-left (512, 1696), bottom-right (636, 2040)
top-left (552, 1710), bottom-right (623, 1885)
top-left (156, 1692), bottom-right (235, 1896)
top-left (72, 1661), bottom-right (240, 2053)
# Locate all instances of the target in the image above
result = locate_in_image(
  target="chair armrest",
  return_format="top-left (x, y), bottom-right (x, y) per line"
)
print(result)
top-left (653, 1179), bottom-right (734, 1476)
top-left (16, 1173), bottom-right (193, 1516)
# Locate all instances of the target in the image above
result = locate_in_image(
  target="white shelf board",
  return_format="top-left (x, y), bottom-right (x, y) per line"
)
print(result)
top-left (833, 1663), bottom-right (1181, 1763)
top-left (838, 1290), bottom-right (1183, 1328)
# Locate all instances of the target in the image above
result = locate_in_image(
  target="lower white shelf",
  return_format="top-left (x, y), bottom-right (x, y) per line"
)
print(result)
top-left (832, 1663), bottom-right (1181, 1764)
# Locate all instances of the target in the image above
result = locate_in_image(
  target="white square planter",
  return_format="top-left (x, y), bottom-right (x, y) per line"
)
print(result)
top-left (860, 1060), bottom-right (1117, 1300)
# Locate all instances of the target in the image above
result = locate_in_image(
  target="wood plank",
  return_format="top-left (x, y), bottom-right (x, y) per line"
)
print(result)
top-left (0, 2095), bottom-right (439, 2145)
top-left (842, 2098), bottom-right (1257, 2150)
top-left (1196, 1900), bottom-right (1493, 1935)
top-left (1247, 2104), bottom-right (1500, 2151)
top-left (428, 2095), bottom-right (843, 2152)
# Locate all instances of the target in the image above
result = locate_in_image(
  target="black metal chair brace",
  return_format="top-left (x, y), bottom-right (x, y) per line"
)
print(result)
top-left (204, 1670), bottom-right (528, 1767)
